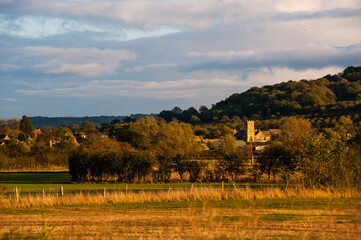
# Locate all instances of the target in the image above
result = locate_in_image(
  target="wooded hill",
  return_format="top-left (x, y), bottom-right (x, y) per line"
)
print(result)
top-left (212, 66), bottom-right (361, 120)
top-left (159, 66), bottom-right (361, 126)
top-left (29, 114), bottom-right (157, 128)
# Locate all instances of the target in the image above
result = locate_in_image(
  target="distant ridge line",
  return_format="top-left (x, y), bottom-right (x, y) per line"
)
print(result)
top-left (29, 114), bottom-right (157, 128)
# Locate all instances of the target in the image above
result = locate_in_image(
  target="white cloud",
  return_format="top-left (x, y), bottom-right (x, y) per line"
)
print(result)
top-left (125, 63), bottom-right (177, 72)
top-left (3, 0), bottom-right (359, 30)
top-left (188, 51), bottom-right (256, 60)
top-left (0, 98), bottom-right (17, 102)
top-left (22, 46), bottom-right (135, 77)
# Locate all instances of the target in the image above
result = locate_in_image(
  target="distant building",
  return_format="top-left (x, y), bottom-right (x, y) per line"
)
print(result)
top-left (269, 129), bottom-right (279, 136)
top-left (235, 120), bottom-right (278, 143)
top-left (33, 128), bottom-right (42, 139)
top-left (203, 138), bottom-right (221, 150)
top-left (254, 145), bottom-right (266, 151)
top-left (255, 130), bottom-right (271, 142)
top-left (236, 140), bottom-right (247, 148)
top-left (246, 120), bottom-right (255, 142)
top-left (200, 143), bottom-right (209, 151)
top-left (1, 135), bottom-right (12, 145)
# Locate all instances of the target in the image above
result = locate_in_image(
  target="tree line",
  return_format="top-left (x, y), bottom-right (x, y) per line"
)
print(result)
top-left (1, 115), bottom-right (361, 188)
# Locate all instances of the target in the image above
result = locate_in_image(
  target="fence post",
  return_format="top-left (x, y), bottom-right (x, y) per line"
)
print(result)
top-left (191, 184), bottom-right (194, 193)
top-left (103, 188), bottom-right (106, 197)
top-left (221, 181), bottom-right (224, 193)
top-left (60, 186), bottom-right (64, 197)
top-left (42, 189), bottom-right (45, 201)
top-left (168, 187), bottom-right (171, 195)
top-left (125, 184), bottom-right (128, 196)
top-left (15, 187), bottom-right (19, 203)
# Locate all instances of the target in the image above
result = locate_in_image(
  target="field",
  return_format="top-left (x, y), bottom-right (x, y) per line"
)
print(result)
top-left (0, 172), bottom-right (271, 193)
top-left (0, 173), bottom-right (360, 239)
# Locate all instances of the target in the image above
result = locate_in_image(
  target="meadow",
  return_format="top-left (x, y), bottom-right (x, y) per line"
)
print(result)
top-left (0, 172), bottom-right (360, 239)
top-left (0, 172), bottom-right (269, 194)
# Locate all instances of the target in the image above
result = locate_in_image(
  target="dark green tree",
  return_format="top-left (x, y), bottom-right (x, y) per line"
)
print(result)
top-left (79, 121), bottom-right (97, 133)
top-left (19, 115), bottom-right (34, 138)
top-left (258, 142), bottom-right (297, 184)
top-left (17, 132), bottom-right (27, 141)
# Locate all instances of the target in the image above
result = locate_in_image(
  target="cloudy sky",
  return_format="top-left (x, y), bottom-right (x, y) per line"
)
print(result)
top-left (1, 0), bottom-right (360, 118)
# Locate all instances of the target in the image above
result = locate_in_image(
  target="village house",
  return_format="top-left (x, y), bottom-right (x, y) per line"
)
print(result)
top-left (235, 120), bottom-right (278, 143)
top-left (0, 135), bottom-right (12, 145)
top-left (33, 128), bottom-right (42, 139)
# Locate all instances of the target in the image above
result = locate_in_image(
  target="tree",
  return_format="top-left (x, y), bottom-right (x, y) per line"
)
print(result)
top-left (185, 161), bottom-right (206, 182)
top-left (218, 134), bottom-right (247, 181)
top-left (17, 132), bottom-right (27, 142)
top-left (158, 110), bottom-right (173, 122)
top-left (122, 117), bottom-right (135, 123)
top-left (335, 116), bottom-right (355, 140)
top-left (155, 120), bottom-right (202, 182)
top-left (19, 115), bottom-right (34, 138)
top-left (297, 134), bottom-right (349, 188)
top-left (110, 119), bottom-right (121, 125)
top-left (172, 106), bottom-right (182, 116)
top-left (279, 116), bottom-right (312, 142)
top-left (191, 115), bottom-right (201, 123)
top-left (79, 121), bottom-right (96, 133)
top-left (258, 142), bottom-right (297, 184)
top-left (109, 117), bottom-right (160, 150)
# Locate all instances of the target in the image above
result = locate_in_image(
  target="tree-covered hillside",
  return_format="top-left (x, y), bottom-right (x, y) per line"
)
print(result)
top-left (212, 66), bottom-right (361, 120)
top-left (158, 66), bottom-right (361, 127)
top-left (29, 114), bottom-right (157, 128)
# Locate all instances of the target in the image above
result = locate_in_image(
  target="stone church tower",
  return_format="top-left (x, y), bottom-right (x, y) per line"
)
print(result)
top-left (246, 120), bottom-right (255, 142)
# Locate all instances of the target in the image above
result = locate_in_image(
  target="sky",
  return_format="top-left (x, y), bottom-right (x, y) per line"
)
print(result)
top-left (0, 0), bottom-right (361, 118)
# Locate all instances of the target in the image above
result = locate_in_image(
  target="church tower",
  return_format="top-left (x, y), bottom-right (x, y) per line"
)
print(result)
top-left (246, 120), bottom-right (255, 142)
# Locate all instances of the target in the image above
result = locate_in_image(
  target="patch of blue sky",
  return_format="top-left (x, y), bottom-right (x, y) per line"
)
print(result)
top-left (101, 26), bottom-right (182, 42)
top-left (0, 14), bottom-right (103, 38)
top-left (0, 14), bottom-right (181, 41)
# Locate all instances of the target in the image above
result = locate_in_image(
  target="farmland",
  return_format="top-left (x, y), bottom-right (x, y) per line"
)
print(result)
top-left (0, 172), bottom-right (270, 194)
top-left (0, 173), bottom-right (360, 239)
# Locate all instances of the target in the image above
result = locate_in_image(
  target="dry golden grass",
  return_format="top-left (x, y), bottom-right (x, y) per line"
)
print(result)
top-left (0, 198), bottom-right (360, 239)
top-left (1, 187), bottom-right (360, 239)
top-left (0, 187), bottom-right (360, 208)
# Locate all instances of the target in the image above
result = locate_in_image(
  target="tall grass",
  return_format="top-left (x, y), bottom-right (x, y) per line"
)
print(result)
top-left (1, 187), bottom-right (359, 209)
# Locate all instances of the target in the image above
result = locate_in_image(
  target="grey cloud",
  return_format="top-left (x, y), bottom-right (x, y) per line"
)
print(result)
top-left (2, 0), bottom-right (359, 30)
top-left (181, 44), bottom-right (361, 72)
top-left (16, 46), bottom-right (136, 77)
top-left (272, 8), bottom-right (361, 21)
top-left (17, 77), bottom-right (246, 99)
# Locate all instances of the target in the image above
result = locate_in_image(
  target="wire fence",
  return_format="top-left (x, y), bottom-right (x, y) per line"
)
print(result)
top-left (3, 182), bottom-right (275, 199)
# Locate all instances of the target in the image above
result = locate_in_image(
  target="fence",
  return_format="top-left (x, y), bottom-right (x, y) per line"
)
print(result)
top-left (5, 181), bottom-right (261, 200)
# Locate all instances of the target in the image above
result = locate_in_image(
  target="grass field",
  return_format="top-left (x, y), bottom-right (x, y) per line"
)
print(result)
top-left (1, 198), bottom-right (360, 239)
top-left (0, 172), bottom-right (271, 194)
top-left (0, 173), bottom-right (360, 239)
